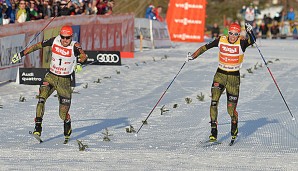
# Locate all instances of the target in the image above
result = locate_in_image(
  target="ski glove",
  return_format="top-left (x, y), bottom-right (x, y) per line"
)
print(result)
top-left (75, 64), bottom-right (83, 73)
top-left (245, 23), bottom-right (253, 33)
top-left (12, 53), bottom-right (22, 64)
top-left (186, 52), bottom-right (194, 61)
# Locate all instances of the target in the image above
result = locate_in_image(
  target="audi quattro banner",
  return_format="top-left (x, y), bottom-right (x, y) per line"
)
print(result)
top-left (166, 0), bottom-right (206, 42)
top-left (85, 51), bottom-right (121, 66)
top-left (18, 68), bottom-right (76, 87)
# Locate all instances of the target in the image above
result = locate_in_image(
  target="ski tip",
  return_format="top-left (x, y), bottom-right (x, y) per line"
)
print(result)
top-left (292, 117), bottom-right (295, 121)
top-left (229, 140), bottom-right (235, 146)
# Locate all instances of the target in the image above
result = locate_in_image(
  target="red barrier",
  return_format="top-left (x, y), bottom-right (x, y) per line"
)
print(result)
top-left (0, 14), bottom-right (134, 59)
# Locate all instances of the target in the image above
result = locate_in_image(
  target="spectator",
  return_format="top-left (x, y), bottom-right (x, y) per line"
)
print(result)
top-left (286, 7), bottom-right (295, 21)
top-left (273, 11), bottom-right (282, 22)
top-left (16, 0), bottom-right (29, 23)
top-left (52, 0), bottom-right (60, 17)
top-left (252, 21), bottom-right (259, 38)
top-left (0, 1), bottom-right (4, 25)
top-left (35, 0), bottom-right (44, 19)
top-left (145, 4), bottom-right (155, 20)
top-left (42, 0), bottom-right (52, 19)
top-left (263, 14), bottom-right (272, 26)
top-left (60, 0), bottom-right (71, 16)
top-left (211, 23), bottom-right (220, 38)
top-left (270, 21), bottom-right (280, 39)
top-left (240, 3), bottom-right (260, 28)
top-left (73, 1), bottom-right (83, 15)
top-left (259, 21), bottom-right (268, 39)
top-left (104, 0), bottom-right (114, 15)
top-left (84, 0), bottom-right (93, 15)
top-left (95, 0), bottom-right (106, 15)
top-left (280, 21), bottom-right (291, 38)
top-left (153, 6), bottom-right (163, 22)
top-left (2, 3), bottom-right (10, 25)
top-left (9, 2), bottom-right (16, 23)
top-left (29, 0), bottom-right (39, 20)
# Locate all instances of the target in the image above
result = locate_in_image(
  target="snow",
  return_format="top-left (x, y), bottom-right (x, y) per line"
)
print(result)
top-left (1, 39), bottom-right (298, 170)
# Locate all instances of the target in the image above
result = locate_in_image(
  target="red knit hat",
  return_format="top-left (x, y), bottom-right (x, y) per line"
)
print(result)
top-left (229, 23), bottom-right (241, 33)
top-left (60, 25), bottom-right (73, 36)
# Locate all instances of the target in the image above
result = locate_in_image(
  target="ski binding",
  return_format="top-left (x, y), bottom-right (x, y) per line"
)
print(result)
top-left (29, 131), bottom-right (43, 143)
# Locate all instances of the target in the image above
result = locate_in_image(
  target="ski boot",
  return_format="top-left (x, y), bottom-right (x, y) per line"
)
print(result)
top-left (231, 121), bottom-right (238, 139)
top-left (209, 121), bottom-right (218, 142)
top-left (63, 114), bottom-right (72, 144)
top-left (33, 117), bottom-right (43, 136)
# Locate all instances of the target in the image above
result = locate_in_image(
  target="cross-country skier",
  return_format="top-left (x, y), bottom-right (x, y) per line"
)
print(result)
top-left (188, 23), bottom-right (255, 143)
top-left (12, 25), bottom-right (88, 143)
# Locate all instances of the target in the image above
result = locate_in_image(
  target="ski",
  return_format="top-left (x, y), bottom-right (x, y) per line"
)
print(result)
top-left (29, 131), bottom-right (43, 143)
top-left (199, 140), bottom-right (222, 147)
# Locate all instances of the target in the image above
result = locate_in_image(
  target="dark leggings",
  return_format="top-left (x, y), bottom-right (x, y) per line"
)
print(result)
top-left (210, 68), bottom-right (240, 123)
top-left (36, 72), bottom-right (72, 121)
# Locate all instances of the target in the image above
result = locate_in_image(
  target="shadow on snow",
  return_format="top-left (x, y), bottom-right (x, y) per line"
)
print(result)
top-left (42, 117), bottom-right (129, 143)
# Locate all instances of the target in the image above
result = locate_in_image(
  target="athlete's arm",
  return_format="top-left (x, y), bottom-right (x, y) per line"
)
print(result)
top-left (21, 37), bottom-right (55, 56)
top-left (191, 37), bottom-right (220, 59)
top-left (240, 32), bottom-right (256, 52)
top-left (73, 42), bottom-right (87, 64)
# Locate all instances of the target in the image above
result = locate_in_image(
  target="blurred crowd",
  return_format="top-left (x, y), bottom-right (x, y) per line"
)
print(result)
top-left (247, 6), bottom-right (297, 39)
top-left (0, 0), bottom-right (115, 25)
top-left (211, 3), bottom-right (297, 39)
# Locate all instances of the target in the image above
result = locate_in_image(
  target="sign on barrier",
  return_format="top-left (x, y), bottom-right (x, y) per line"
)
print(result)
top-left (85, 51), bottom-right (121, 65)
top-left (166, 0), bottom-right (206, 42)
top-left (18, 68), bottom-right (76, 87)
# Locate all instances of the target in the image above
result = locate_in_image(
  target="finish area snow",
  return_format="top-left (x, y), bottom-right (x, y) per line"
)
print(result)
top-left (1, 39), bottom-right (298, 170)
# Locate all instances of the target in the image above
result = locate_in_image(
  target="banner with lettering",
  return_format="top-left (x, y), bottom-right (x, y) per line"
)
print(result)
top-left (166, 0), bottom-right (206, 42)
top-left (0, 34), bottom-right (25, 82)
top-left (18, 68), bottom-right (75, 86)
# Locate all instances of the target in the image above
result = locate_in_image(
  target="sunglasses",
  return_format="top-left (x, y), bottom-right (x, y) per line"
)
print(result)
top-left (60, 35), bottom-right (72, 40)
top-left (228, 31), bottom-right (240, 37)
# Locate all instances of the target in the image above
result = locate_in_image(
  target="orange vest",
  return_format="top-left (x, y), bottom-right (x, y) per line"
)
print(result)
top-left (218, 36), bottom-right (244, 72)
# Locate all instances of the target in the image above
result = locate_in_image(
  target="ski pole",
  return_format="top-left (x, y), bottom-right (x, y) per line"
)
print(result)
top-left (135, 59), bottom-right (188, 135)
top-left (248, 26), bottom-right (295, 121)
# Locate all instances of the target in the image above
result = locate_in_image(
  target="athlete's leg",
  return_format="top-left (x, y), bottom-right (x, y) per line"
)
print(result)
top-left (209, 72), bottom-right (226, 140)
top-left (56, 77), bottom-right (72, 137)
top-left (226, 74), bottom-right (240, 137)
top-left (56, 77), bottom-right (72, 121)
top-left (34, 74), bottom-right (56, 136)
top-left (210, 72), bottom-right (226, 123)
top-left (36, 83), bottom-right (55, 118)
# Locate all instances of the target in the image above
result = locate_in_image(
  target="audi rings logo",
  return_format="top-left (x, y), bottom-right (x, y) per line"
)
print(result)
top-left (85, 51), bottom-right (121, 65)
top-left (97, 54), bottom-right (120, 63)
